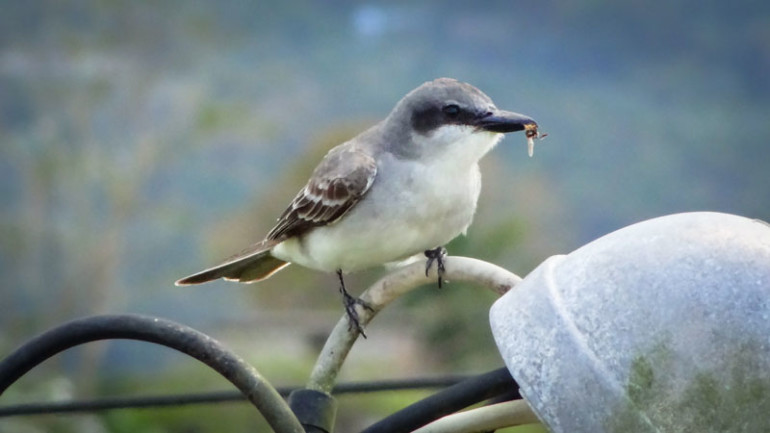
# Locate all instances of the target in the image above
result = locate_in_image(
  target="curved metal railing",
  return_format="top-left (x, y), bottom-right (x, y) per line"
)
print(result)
top-left (0, 257), bottom-right (532, 432)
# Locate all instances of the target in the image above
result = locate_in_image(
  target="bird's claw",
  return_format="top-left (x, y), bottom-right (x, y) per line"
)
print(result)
top-left (342, 291), bottom-right (373, 338)
top-left (424, 246), bottom-right (447, 288)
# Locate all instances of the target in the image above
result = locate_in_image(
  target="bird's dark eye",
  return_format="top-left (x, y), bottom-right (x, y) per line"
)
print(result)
top-left (442, 104), bottom-right (460, 117)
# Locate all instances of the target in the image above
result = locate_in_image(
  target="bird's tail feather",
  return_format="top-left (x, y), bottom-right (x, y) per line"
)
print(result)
top-left (175, 239), bottom-right (290, 286)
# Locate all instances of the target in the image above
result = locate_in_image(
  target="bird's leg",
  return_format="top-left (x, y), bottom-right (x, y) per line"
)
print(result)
top-left (424, 246), bottom-right (447, 288)
top-left (336, 269), bottom-right (373, 338)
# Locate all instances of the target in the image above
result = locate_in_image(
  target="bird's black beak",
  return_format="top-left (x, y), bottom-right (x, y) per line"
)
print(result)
top-left (476, 110), bottom-right (537, 133)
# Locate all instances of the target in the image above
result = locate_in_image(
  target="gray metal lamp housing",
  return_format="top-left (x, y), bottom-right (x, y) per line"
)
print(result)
top-left (490, 212), bottom-right (770, 432)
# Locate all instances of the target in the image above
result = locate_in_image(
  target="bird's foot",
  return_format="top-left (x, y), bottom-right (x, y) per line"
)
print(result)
top-left (341, 291), bottom-right (374, 338)
top-left (337, 270), bottom-right (374, 338)
top-left (424, 246), bottom-right (447, 288)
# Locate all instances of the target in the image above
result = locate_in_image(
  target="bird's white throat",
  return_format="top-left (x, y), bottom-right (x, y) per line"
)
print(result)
top-left (412, 125), bottom-right (504, 171)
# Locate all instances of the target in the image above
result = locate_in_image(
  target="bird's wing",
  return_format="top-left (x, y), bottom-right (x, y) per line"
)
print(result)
top-left (267, 147), bottom-right (378, 240)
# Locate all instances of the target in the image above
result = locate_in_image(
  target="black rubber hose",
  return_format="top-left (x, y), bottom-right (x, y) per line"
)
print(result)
top-left (0, 314), bottom-right (303, 433)
top-left (360, 367), bottom-right (519, 433)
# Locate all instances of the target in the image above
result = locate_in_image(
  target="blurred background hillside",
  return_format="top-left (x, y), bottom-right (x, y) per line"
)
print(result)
top-left (1, 0), bottom-right (768, 431)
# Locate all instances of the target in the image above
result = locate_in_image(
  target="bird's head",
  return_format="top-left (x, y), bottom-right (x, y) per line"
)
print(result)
top-left (386, 78), bottom-right (541, 162)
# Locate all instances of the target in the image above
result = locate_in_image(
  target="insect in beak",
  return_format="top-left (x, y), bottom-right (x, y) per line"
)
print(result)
top-left (524, 123), bottom-right (548, 157)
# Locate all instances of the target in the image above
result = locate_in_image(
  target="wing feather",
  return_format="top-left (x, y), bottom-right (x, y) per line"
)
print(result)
top-left (267, 147), bottom-right (377, 240)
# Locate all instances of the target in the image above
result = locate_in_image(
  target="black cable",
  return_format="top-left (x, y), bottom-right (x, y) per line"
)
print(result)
top-left (0, 314), bottom-right (302, 432)
top-left (0, 376), bottom-right (472, 417)
top-left (0, 391), bottom-right (241, 416)
top-left (360, 367), bottom-right (518, 433)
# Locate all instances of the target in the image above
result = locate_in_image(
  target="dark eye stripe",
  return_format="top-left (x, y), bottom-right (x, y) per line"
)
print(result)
top-left (411, 102), bottom-right (479, 135)
top-left (442, 104), bottom-right (460, 116)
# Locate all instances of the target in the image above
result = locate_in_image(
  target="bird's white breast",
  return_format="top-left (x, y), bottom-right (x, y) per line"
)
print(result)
top-left (271, 130), bottom-right (503, 273)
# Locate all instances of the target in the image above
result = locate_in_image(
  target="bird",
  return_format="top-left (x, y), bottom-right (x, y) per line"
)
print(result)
top-left (176, 77), bottom-right (540, 335)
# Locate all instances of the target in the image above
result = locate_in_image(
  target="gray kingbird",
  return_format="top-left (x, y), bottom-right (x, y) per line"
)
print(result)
top-left (176, 78), bottom-right (540, 334)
